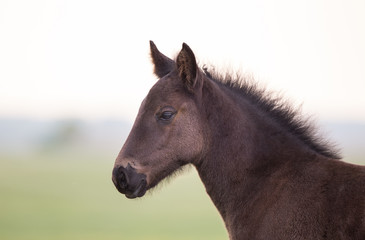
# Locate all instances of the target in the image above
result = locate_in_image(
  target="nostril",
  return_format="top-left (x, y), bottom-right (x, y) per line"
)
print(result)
top-left (112, 164), bottom-right (147, 198)
top-left (119, 171), bottom-right (128, 189)
top-left (112, 166), bottom-right (129, 192)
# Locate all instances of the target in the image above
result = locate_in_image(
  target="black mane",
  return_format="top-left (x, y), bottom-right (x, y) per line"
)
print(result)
top-left (203, 67), bottom-right (341, 159)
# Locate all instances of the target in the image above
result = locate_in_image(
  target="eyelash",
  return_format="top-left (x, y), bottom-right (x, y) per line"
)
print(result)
top-left (159, 111), bottom-right (175, 121)
top-left (156, 107), bottom-right (177, 123)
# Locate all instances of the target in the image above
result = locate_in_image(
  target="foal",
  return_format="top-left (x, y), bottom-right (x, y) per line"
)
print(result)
top-left (112, 42), bottom-right (365, 240)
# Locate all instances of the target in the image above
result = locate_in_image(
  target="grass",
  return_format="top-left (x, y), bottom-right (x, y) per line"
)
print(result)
top-left (0, 152), bottom-right (227, 240)
top-left (1, 151), bottom-right (363, 240)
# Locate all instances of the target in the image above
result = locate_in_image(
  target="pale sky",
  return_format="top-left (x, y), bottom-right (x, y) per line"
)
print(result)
top-left (1, 0), bottom-right (364, 122)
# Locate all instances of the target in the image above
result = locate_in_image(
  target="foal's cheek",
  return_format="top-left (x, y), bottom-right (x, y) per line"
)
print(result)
top-left (175, 115), bottom-right (204, 162)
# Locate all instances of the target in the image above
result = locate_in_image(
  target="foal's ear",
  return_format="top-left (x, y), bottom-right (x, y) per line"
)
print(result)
top-left (176, 43), bottom-right (198, 92)
top-left (150, 41), bottom-right (175, 78)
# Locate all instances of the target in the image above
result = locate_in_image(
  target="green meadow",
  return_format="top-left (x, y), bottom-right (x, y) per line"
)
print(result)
top-left (0, 118), bottom-right (363, 240)
top-left (0, 152), bottom-right (227, 240)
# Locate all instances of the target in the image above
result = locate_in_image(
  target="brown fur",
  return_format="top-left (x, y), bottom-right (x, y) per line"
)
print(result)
top-left (113, 42), bottom-right (365, 239)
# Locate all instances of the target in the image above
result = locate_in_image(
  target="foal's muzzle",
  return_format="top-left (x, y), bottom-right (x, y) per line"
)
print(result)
top-left (112, 163), bottom-right (147, 199)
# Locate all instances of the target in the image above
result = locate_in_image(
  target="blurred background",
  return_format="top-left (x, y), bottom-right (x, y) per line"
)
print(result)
top-left (0, 0), bottom-right (364, 239)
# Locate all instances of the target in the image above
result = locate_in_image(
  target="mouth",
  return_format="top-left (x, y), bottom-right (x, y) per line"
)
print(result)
top-left (125, 179), bottom-right (147, 199)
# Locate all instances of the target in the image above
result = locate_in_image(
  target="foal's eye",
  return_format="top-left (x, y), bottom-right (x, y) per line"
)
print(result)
top-left (156, 107), bottom-right (176, 123)
top-left (160, 111), bottom-right (175, 121)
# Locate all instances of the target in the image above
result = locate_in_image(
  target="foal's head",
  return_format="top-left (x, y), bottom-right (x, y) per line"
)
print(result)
top-left (112, 42), bottom-right (206, 198)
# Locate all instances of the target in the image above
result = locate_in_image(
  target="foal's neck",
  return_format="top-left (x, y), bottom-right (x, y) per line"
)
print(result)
top-left (194, 78), bottom-right (321, 238)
